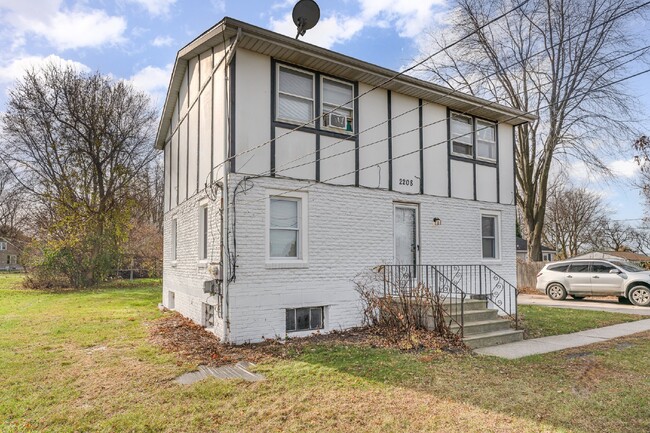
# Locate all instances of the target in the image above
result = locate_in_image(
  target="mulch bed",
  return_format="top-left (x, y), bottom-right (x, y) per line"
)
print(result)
top-left (147, 311), bottom-right (468, 367)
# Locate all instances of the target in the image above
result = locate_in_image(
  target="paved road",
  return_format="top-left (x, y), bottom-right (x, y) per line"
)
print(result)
top-left (518, 293), bottom-right (650, 316)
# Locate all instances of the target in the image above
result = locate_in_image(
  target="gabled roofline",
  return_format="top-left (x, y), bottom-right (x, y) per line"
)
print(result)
top-left (154, 17), bottom-right (537, 150)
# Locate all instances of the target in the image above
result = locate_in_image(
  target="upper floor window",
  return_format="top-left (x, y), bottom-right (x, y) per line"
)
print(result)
top-left (450, 113), bottom-right (473, 157)
top-left (450, 112), bottom-right (498, 162)
top-left (322, 77), bottom-right (354, 132)
top-left (0, 242), bottom-right (6, 251)
top-left (277, 66), bottom-right (314, 125)
top-left (276, 63), bottom-right (355, 134)
top-left (476, 120), bottom-right (497, 161)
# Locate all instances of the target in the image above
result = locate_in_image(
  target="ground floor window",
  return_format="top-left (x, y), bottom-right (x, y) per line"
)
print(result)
top-left (286, 307), bottom-right (323, 332)
top-left (481, 214), bottom-right (499, 259)
top-left (203, 303), bottom-right (215, 328)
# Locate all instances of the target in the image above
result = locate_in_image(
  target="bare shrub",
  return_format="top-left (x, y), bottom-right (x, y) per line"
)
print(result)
top-left (354, 267), bottom-right (458, 346)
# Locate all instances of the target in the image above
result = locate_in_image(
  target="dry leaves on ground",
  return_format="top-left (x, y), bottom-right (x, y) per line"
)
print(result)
top-left (147, 311), bottom-right (468, 366)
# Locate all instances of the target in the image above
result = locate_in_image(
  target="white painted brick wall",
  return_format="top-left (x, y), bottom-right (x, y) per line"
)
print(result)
top-left (162, 190), bottom-right (225, 339)
top-left (224, 174), bottom-right (517, 343)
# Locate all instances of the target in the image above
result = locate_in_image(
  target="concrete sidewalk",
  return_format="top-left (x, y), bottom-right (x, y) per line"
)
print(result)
top-left (474, 319), bottom-right (650, 359)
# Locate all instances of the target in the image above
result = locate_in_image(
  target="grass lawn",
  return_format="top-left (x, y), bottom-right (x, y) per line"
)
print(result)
top-left (519, 305), bottom-right (646, 339)
top-left (1, 273), bottom-right (650, 432)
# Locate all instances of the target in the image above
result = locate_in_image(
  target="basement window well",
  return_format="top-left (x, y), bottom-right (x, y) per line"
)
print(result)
top-left (286, 307), bottom-right (323, 332)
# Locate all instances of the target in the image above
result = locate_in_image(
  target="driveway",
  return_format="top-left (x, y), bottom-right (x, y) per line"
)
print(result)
top-left (519, 293), bottom-right (650, 315)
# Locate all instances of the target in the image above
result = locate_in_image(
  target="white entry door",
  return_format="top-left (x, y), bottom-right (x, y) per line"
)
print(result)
top-left (394, 204), bottom-right (419, 266)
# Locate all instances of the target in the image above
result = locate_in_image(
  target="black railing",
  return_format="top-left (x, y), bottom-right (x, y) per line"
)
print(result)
top-left (382, 264), bottom-right (519, 336)
top-left (382, 264), bottom-right (468, 337)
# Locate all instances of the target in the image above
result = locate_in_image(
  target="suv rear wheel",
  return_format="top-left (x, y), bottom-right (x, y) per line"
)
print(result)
top-left (629, 286), bottom-right (650, 307)
top-left (547, 283), bottom-right (567, 301)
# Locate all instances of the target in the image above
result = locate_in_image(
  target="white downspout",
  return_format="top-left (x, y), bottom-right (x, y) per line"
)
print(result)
top-left (222, 28), bottom-right (241, 343)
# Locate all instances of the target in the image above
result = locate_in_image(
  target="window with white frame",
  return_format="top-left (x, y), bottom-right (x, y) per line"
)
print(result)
top-left (9, 255), bottom-right (17, 265)
top-left (0, 242), bottom-right (6, 251)
top-left (322, 77), bottom-right (354, 132)
top-left (286, 307), bottom-right (323, 332)
top-left (199, 204), bottom-right (208, 261)
top-left (277, 65), bottom-right (314, 125)
top-left (481, 214), bottom-right (499, 259)
top-left (450, 113), bottom-right (474, 157)
top-left (171, 218), bottom-right (178, 261)
top-left (269, 197), bottom-right (301, 259)
top-left (476, 120), bottom-right (497, 161)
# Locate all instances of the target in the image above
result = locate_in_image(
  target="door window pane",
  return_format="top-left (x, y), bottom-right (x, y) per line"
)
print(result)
top-left (395, 207), bottom-right (417, 266)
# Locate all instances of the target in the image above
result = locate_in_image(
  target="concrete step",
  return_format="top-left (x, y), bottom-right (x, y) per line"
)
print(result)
top-left (447, 308), bottom-right (499, 323)
top-left (452, 319), bottom-right (512, 336)
top-left (463, 329), bottom-right (524, 350)
top-left (440, 299), bottom-right (488, 313)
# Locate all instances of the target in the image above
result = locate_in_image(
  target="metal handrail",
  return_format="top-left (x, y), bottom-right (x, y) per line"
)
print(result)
top-left (382, 264), bottom-right (468, 337)
top-left (382, 264), bottom-right (519, 334)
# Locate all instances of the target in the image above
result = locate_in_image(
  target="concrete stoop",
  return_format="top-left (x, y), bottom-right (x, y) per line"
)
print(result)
top-left (441, 299), bottom-right (523, 349)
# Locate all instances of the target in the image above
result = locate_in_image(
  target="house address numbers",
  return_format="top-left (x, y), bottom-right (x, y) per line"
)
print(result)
top-left (398, 178), bottom-right (414, 186)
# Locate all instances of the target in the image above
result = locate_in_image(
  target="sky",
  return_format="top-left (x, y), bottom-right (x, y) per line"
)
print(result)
top-left (0, 0), bottom-right (648, 223)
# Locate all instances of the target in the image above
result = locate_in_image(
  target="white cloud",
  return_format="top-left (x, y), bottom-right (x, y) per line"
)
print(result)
top-left (609, 159), bottom-right (641, 179)
top-left (0, 54), bottom-right (90, 85)
top-left (269, 0), bottom-right (446, 49)
top-left (0, 1), bottom-right (126, 50)
top-left (127, 0), bottom-right (176, 16)
top-left (270, 13), bottom-right (365, 49)
top-left (152, 36), bottom-right (174, 47)
top-left (569, 159), bottom-right (641, 183)
top-left (357, 0), bottom-right (446, 39)
top-left (129, 64), bottom-right (173, 105)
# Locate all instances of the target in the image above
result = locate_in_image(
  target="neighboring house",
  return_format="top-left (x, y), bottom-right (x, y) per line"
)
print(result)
top-left (0, 237), bottom-right (23, 271)
top-left (156, 18), bottom-right (535, 343)
top-left (516, 237), bottom-right (556, 262)
top-left (572, 251), bottom-right (650, 266)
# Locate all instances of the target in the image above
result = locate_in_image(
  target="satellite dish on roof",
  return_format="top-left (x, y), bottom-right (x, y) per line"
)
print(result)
top-left (292, 0), bottom-right (320, 39)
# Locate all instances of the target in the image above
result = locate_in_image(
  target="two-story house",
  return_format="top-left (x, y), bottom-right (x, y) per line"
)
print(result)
top-left (0, 237), bottom-right (22, 272)
top-left (156, 18), bottom-right (535, 344)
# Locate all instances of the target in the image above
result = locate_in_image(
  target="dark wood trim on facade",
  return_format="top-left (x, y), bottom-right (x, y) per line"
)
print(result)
top-left (354, 82), bottom-right (360, 187)
top-left (270, 58), bottom-right (277, 177)
top-left (387, 90), bottom-right (393, 191)
top-left (229, 54), bottom-right (237, 173)
top-left (210, 47), bottom-right (215, 185)
top-left (446, 107), bottom-right (451, 198)
top-left (418, 99), bottom-right (424, 195)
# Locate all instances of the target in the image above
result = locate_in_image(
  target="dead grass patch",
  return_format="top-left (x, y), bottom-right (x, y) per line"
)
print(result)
top-left (147, 311), bottom-right (468, 367)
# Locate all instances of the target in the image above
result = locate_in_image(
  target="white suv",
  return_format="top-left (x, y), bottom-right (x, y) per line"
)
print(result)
top-left (535, 259), bottom-right (650, 306)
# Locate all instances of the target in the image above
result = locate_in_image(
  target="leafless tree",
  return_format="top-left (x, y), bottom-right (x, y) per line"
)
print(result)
top-left (544, 187), bottom-right (605, 258)
top-left (420, 0), bottom-right (648, 260)
top-left (0, 164), bottom-right (28, 239)
top-left (589, 219), bottom-right (640, 252)
top-left (0, 63), bottom-right (157, 286)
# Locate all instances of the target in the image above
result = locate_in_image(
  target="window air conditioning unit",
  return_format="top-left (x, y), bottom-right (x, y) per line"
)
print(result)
top-left (323, 112), bottom-right (347, 130)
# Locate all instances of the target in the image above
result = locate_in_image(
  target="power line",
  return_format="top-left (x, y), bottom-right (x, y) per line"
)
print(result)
top-left (234, 65), bottom-right (650, 207)
top-left (197, 0), bottom-right (534, 185)
top-left (246, 42), bottom-right (650, 182)
top-left (203, 0), bottom-right (650, 188)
